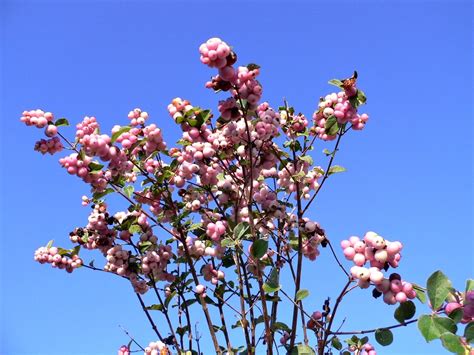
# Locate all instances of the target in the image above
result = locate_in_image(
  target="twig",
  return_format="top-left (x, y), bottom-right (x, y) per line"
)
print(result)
top-left (119, 325), bottom-right (145, 351)
top-left (135, 293), bottom-right (165, 342)
top-left (331, 318), bottom-right (419, 335)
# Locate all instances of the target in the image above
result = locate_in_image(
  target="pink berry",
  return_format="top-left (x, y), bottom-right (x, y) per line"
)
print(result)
top-left (395, 292), bottom-right (407, 303)
top-left (195, 284), bottom-right (206, 294)
top-left (445, 302), bottom-right (462, 315)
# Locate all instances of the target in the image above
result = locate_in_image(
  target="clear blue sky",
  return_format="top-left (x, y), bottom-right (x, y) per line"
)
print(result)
top-left (1, 1), bottom-right (472, 354)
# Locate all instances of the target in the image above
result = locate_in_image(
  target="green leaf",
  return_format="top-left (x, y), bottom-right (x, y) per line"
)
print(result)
top-left (324, 115), bottom-right (339, 136)
top-left (323, 148), bottom-right (332, 156)
top-left (357, 89), bottom-right (367, 104)
top-left (263, 267), bottom-right (280, 293)
top-left (88, 162), bottom-right (104, 172)
top-left (139, 241), bottom-right (153, 253)
top-left (295, 289), bottom-right (310, 302)
top-left (290, 344), bottom-right (315, 355)
top-left (427, 270), bottom-right (452, 310)
top-left (299, 155), bottom-right (313, 165)
top-left (70, 245), bottom-right (81, 256)
top-left (183, 298), bottom-right (197, 308)
top-left (187, 223), bottom-right (202, 231)
top-left (328, 79), bottom-right (343, 88)
top-left (328, 165), bottom-right (346, 175)
top-left (418, 315), bottom-right (457, 342)
top-left (466, 279), bottom-right (474, 292)
top-left (251, 239), bottom-right (268, 259)
top-left (176, 325), bottom-right (189, 337)
top-left (345, 335), bottom-right (359, 346)
top-left (292, 171), bottom-right (306, 181)
top-left (92, 188), bottom-right (114, 201)
top-left (221, 238), bottom-right (235, 248)
top-left (165, 290), bottom-right (177, 308)
top-left (448, 308), bottom-right (464, 324)
top-left (394, 300), bottom-right (416, 323)
top-left (375, 328), bottom-right (393, 346)
top-left (440, 332), bottom-right (466, 354)
top-left (234, 222), bottom-right (250, 240)
top-left (54, 118), bottom-right (69, 127)
top-left (413, 283), bottom-right (427, 303)
top-left (128, 224), bottom-right (142, 234)
top-left (146, 304), bottom-right (164, 311)
top-left (123, 185), bottom-right (134, 198)
top-left (231, 319), bottom-right (244, 329)
top-left (57, 247), bottom-right (70, 256)
top-left (331, 337), bottom-right (342, 350)
top-left (111, 126), bottom-right (131, 144)
top-left (46, 240), bottom-right (54, 249)
top-left (247, 63), bottom-right (260, 71)
top-left (271, 322), bottom-right (291, 333)
top-left (464, 322), bottom-right (474, 343)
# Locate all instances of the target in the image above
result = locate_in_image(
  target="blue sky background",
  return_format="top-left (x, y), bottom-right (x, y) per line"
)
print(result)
top-left (1, 1), bottom-right (472, 354)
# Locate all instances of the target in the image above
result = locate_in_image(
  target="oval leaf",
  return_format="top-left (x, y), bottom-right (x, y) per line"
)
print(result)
top-left (123, 185), bottom-right (134, 198)
top-left (263, 267), bottom-right (280, 293)
top-left (234, 222), bottom-right (250, 240)
top-left (146, 304), bottom-right (164, 311)
top-left (251, 239), bottom-right (268, 259)
top-left (290, 344), bottom-right (315, 355)
top-left (54, 118), bottom-right (69, 127)
top-left (295, 289), bottom-right (310, 302)
top-left (111, 126), bottom-right (131, 144)
top-left (440, 332), bottom-right (466, 354)
top-left (418, 315), bottom-right (457, 342)
top-left (324, 116), bottom-right (339, 136)
top-left (375, 328), bottom-right (393, 346)
top-left (394, 300), bottom-right (416, 323)
top-left (464, 322), bottom-right (474, 343)
top-left (328, 165), bottom-right (346, 175)
top-left (427, 270), bottom-right (452, 310)
top-left (328, 79), bottom-right (343, 88)
top-left (331, 336), bottom-right (342, 350)
top-left (466, 279), bottom-right (474, 293)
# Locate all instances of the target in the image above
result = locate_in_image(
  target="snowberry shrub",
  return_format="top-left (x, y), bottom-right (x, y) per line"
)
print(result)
top-left (22, 38), bottom-right (473, 355)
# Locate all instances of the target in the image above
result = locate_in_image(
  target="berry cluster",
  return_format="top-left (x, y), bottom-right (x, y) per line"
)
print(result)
top-left (301, 220), bottom-right (326, 261)
top-left (341, 232), bottom-right (415, 304)
top-left (104, 245), bottom-right (130, 276)
top-left (277, 161), bottom-right (323, 199)
top-left (313, 92), bottom-right (369, 140)
top-left (361, 343), bottom-right (377, 355)
top-left (20, 109), bottom-right (54, 128)
top-left (128, 108), bottom-right (149, 126)
top-left (199, 37), bottom-right (232, 69)
top-left (59, 153), bottom-right (108, 191)
top-left (206, 220), bottom-right (227, 242)
top-left (144, 341), bottom-right (167, 355)
top-left (34, 136), bottom-right (63, 155)
top-left (167, 97), bottom-right (193, 124)
top-left (21, 110), bottom-right (64, 155)
top-left (112, 125), bottom-right (140, 150)
top-left (201, 263), bottom-right (225, 285)
top-left (34, 246), bottom-right (83, 273)
top-left (141, 246), bottom-right (174, 282)
top-left (445, 290), bottom-right (474, 323)
top-left (117, 345), bottom-right (130, 355)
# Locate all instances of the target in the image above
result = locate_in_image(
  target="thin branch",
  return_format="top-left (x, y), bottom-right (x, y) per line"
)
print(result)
top-left (135, 293), bottom-right (165, 342)
top-left (302, 127), bottom-right (344, 215)
top-left (119, 325), bottom-right (145, 351)
top-left (331, 318), bottom-right (419, 335)
top-left (326, 239), bottom-right (350, 278)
